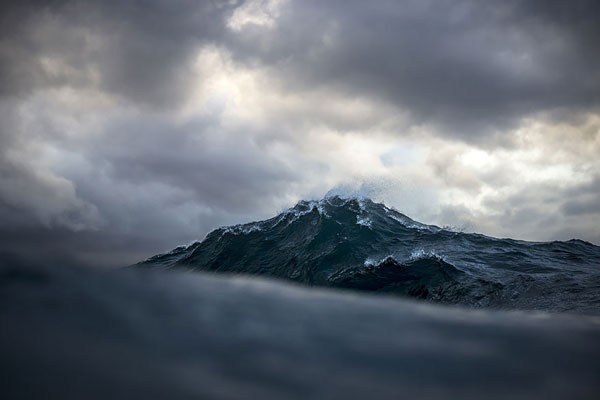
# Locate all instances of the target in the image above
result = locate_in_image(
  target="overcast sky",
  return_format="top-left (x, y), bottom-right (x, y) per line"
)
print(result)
top-left (1, 0), bottom-right (599, 267)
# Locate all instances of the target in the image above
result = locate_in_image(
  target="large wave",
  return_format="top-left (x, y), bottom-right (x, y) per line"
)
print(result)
top-left (138, 196), bottom-right (600, 314)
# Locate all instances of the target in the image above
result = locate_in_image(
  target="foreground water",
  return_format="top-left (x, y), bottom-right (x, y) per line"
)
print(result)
top-left (1, 262), bottom-right (600, 399)
top-left (140, 196), bottom-right (600, 314)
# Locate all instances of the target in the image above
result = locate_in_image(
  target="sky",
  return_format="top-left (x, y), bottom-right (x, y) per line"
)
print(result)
top-left (1, 0), bottom-right (599, 267)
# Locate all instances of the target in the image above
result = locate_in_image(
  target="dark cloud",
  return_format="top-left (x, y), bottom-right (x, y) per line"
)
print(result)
top-left (474, 178), bottom-right (600, 243)
top-left (2, 1), bottom-right (599, 128)
top-left (0, 0), bottom-right (239, 106)
top-left (224, 0), bottom-right (600, 138)
top-left (0, 0), bottom-right (599, 266)
top-left (0, 93), bottom-right (307, 266)
top-left (0, 1), bottom-right (288, 266)
top-left (562, 176), bottom-right (600, 216)
top-left (562, 199), bottom-right (600, 216)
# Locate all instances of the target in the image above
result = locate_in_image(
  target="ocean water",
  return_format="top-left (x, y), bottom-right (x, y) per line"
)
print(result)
top-left (3, 196), bottom-right (600, 398)
top-left (1, 262), bottom-right (600, 399)
top-left (140, 196), bottom-right (600, 315)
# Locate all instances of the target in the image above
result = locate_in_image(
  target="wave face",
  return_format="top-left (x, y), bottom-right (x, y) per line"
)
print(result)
top-left (138, 196), bottom-right (600, 314)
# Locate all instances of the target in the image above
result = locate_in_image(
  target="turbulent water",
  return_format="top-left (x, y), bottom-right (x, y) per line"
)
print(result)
top-left (4, 196), bottom-right (600, 398)
top-left (139, 196), bottom-right (600, 314)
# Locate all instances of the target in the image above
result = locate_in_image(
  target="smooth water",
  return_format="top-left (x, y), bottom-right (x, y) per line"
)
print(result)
top-left (2, 263), bottom-right (600, 399)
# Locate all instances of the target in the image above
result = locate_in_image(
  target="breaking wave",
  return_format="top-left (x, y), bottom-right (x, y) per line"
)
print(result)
top-left (138, 196), bottom-right (600, 314)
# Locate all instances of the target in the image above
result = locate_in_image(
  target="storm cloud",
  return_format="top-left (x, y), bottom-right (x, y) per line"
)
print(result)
top-left (0, 0), bottom-right (599, 266)
top-left (223, 0), bottom-right (600, 136)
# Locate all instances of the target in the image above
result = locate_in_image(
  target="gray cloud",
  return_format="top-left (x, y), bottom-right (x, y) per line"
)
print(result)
top-left (0, 0), bottom-right (599, 266)
top-left (562, 176), bottom-right (600, 217)
top-left (562, 199), bottom-right (600, 216)
top-left (0, 0), bottom-right (238, 106)
top-left (3, 1), bottom-right (599, 131)
top-left (224, 0), bottom-right (600, 138)
top-left (0, 91), bottom-right (310, 266)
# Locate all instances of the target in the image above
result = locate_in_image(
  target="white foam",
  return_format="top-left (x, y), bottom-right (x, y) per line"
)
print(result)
top-left (384, 207), bottom-right (442, 232)
top-left (277, 199), bottom-right (330, 226)
top-left (410, 249), bottom-right (444, 261)
top-left (363, 258), bottom-right (377, 267)
top-left (356, 215), bottom-right (372, 228)
top-left (363, 255), bottom-right (396, 268)
top-left (223, 223), bottom-right (263, 235)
